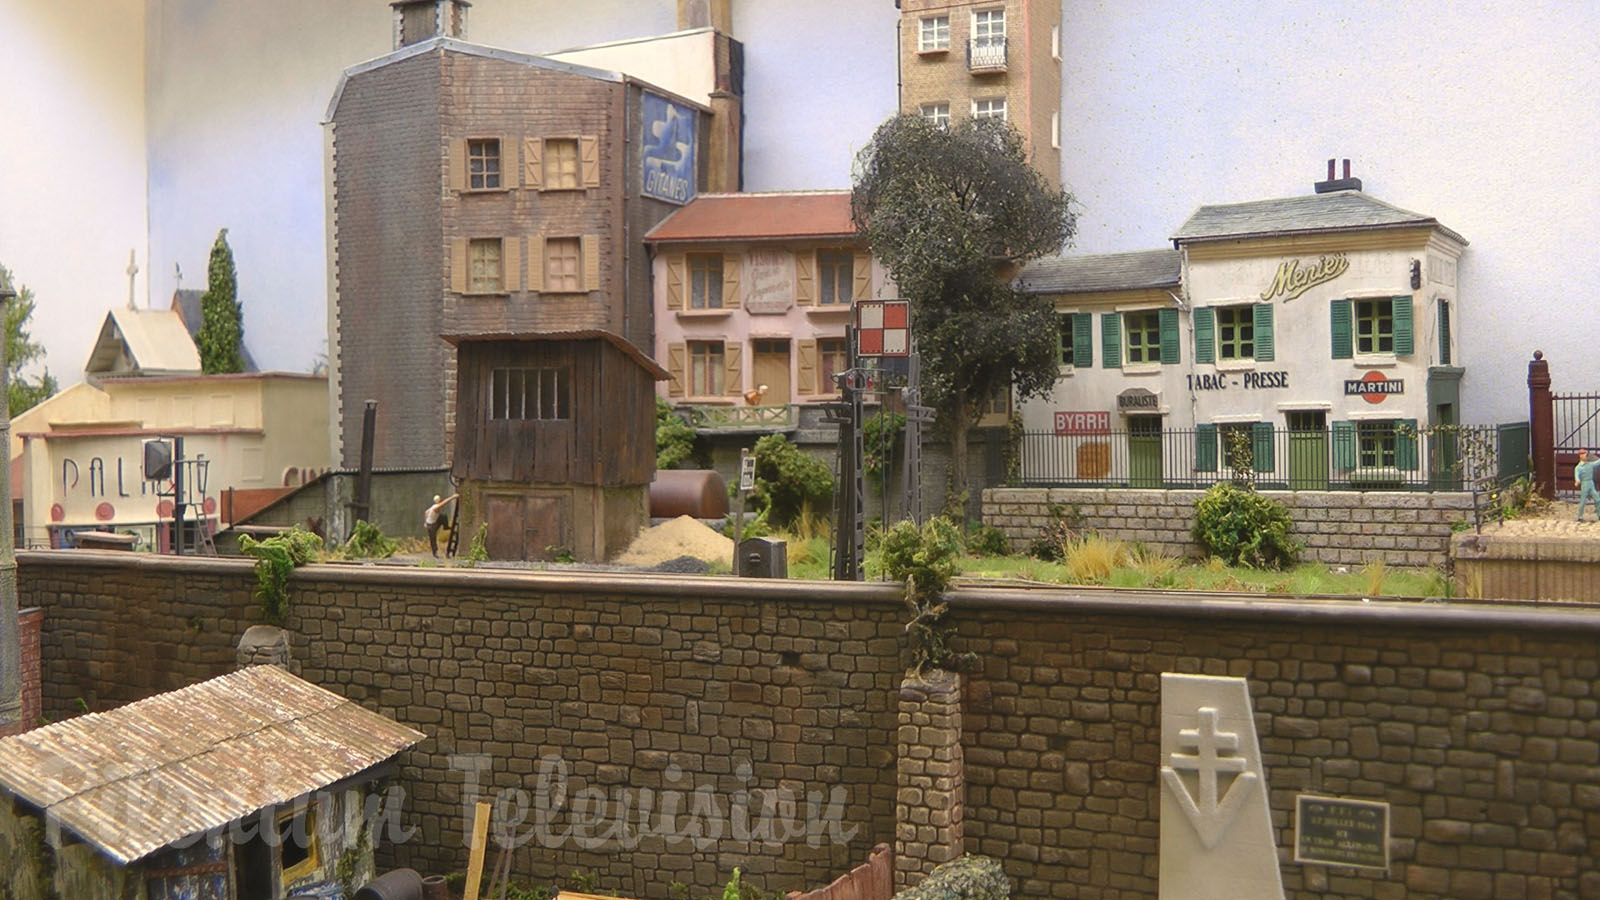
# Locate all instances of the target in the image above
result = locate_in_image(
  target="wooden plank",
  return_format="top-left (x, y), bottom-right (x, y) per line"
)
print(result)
top-left (463, 801), bottom-right (492, 900)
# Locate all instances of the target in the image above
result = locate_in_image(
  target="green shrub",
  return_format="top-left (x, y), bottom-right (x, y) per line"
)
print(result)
top-left (238, 526), bottom-right (325, 626)
top-left (1192, 483), bottom-right (1298, 569)
top-left (880, 517), bottom-right (974, 675)
top-left (1026, 503), bottom-right (1083, 561)
top-left (656, 397), bottom-right (697, 469)
top-left (464, 522), bottom-right (489, 563)
top-left (863, 411), bottom-right (906, 484)
top-left (338, 519), bottom-right (397, 559)
top-left (895, 855), bottom-right (1009, 900)
top-left (748, 434), bottom-right (833, 528)
top-left (964, 521), bottom-right (1012, 557)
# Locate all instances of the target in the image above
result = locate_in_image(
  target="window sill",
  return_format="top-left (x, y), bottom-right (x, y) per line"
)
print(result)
top-left (676, 308), bottom-right (734, 319)
top-left (1057, 365), bottom-right (1075, 377)
top-left (539, 290), bottom-right (591, 297)
top-left (917, 46), bottom-right (950, 55)
top-left (1121, 364), bottom-right (1162, 376)
top-left (460, 290), bottom-right (510, 298)
top-left (538, 186), bottom-right (586, 193)
top-left (804, 305), bottom-right (853, 316)
top-left (459, 187), bottom-right (511, 195)
top-left (1352, 356), bottom-right (1398, 368)
top-left (1213, 359), bottom-right (1256, 372)
top-left (685, 398), bottom-right (735, 406)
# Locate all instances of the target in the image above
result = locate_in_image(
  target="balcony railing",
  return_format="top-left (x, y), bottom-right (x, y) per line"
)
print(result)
top-left (680, 404), bottom-right (798, 432)
top-left (967, 37), bottom-right (1007, 71)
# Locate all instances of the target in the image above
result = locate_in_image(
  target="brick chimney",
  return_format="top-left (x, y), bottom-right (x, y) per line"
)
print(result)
top-left (391, 0), bottom-right (469, 49)
top-left (678, 0), bottom-right (732, 32)
top-left (1314, 158), bottom-right (1363, 193)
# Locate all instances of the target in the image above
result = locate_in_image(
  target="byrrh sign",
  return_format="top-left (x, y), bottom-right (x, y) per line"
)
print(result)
top-left (1260, 253), bottom-right (1350, 303)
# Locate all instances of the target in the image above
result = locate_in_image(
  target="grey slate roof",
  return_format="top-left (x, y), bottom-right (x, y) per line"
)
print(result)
top-left (1171, 190), bottom-right (1467, 246)
top-left (1018, 249), bottom-right (1182, 294)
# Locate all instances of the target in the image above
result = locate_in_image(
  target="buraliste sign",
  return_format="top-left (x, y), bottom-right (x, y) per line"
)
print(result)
top-left (642, 92), bottom-right (696, 205)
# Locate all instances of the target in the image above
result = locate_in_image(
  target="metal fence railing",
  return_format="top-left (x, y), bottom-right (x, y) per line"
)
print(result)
top-left (1014, 423), bottom-right (1530, 492)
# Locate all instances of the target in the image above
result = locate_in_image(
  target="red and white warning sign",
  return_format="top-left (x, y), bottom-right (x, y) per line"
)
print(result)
top-left (855, 299), bottom-right (910, 357)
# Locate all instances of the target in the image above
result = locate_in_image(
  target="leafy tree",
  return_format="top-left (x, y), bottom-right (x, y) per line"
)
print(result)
top-left (851, 115), bottom-right (1075, 511)
top-left (655, 396), bottom-right (697, 469)
top-left (197, 228), bottom-right (245, 373)
top-left (1, 264), bottom-right (59, 416)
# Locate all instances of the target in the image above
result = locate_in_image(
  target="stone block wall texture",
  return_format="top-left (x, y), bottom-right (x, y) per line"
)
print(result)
top-left (1451, 531), bottom-right (1600, 603)
top-left (895, 671), bottom-right (964, 889)
top-left (0, 608), bottom-right (42, 737)
top-left (20, 551), bottom-right (1600, 899)
top-left (984, 487), bottom-right (1476, 568)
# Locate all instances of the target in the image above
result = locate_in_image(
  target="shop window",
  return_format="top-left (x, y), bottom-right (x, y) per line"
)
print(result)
top-left (1355, 298), bottom-right (1394, 355)
top-left (818, 337), bottom-right (848, 393)
top-left (1216, 306), bottom-right (1255, 360)
top-left (467, 139), bottom-right (500, 190)
top-left (919, 16), bottom-right (949, 51)
top-left (817, 251), bottom-right (853, 306)
top-left (489, 367), bottom-right (570, 420)
top-left (1124, 311), bottom-right (1161, 365)
top-left (689, 341), bottom-right (725, 397)
top-left (920, 102), bottom-right (950, 129)
top-left (972, 97), bottom-right (1007, 122)
top-left (544, 238), bottom-right (581, 293)
top-left (468, 239), bottom-right (503, 293)
top-left (543, 138), bottom-right (580, 190)
top-left (689, 254), bottom-right (724, 309)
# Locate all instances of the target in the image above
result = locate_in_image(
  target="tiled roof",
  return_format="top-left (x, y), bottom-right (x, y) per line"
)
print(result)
top-left (84, 307), bottom-right (202, 376)
top-left (0, 666), bottom-right (424, 864)
top-left (644, 192), bottom-right (859, 243)
top-left (1018, 249), bottom-right (1182, 294)
top-left (1171, 190), bottom-right (1467, 246)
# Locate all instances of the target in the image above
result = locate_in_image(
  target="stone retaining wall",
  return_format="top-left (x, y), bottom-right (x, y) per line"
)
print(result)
top-left (984, 487), bottom-right (1476, 567)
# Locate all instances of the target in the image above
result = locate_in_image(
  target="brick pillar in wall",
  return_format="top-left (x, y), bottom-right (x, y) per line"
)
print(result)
top-left (0, 608), bottom-right (42, 737)
top-left (895, 669), bottom-right (964, 890)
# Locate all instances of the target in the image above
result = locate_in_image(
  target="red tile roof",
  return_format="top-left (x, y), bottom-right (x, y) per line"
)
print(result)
top-left (645, 192), bottom-right (859, 243)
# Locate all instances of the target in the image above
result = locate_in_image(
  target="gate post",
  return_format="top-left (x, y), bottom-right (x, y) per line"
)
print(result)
top-left (1529, 351), bottom-right (1555, 499)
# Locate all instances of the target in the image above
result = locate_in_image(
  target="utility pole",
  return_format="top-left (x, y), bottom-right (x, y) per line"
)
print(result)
top-left (0, 271), bottom-right (21, 726)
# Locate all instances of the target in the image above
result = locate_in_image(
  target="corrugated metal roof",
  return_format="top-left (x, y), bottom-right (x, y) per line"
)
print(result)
top-left (1018, 249), bottom-right (1182, 294)
top-left (644, 192), bottom-right (859, 243)
top-left (1171, 190), bottom-right (1467, 246)
top-left (0, 666), bottom-right (423, 864)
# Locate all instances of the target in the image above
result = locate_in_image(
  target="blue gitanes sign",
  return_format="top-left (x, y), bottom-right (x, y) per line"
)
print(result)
top-left (642, 92), bottom-right (696, 205)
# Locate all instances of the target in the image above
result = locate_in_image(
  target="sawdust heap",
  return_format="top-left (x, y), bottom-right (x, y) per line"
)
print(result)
top-left (615, 515), bottom-right (732, 568)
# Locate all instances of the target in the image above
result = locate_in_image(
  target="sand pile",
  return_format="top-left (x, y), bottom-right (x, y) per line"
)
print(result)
top-left (614, 515), bottom-right (733, 568)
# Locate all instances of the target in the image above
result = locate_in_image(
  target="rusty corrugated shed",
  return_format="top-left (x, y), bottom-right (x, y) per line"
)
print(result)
top-left (0, 666), bottom-right (424, 864)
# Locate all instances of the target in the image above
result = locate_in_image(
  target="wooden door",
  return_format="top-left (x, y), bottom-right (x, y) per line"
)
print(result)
top-left (1288, 411), bottom-right (1328, 490)
top-left (1127, 415), bottom-right (1163, 488)
top-left (751, 339), bottom-right (791, 404)
top-left (484, 493), bottom-right (566, 560)
top-left (484, 495), bottom-right (524, 561)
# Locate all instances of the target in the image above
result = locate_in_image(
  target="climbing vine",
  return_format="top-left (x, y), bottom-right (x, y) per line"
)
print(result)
top-left (238, 526), bottom-right (325, 626)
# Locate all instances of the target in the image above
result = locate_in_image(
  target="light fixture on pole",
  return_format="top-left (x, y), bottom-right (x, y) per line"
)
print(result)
top-left (0, 268), bottom-right (20, 726)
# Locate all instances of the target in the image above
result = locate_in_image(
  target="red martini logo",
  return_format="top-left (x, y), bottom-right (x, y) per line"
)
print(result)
top-left (1344, 370), bottom-right (1404, 404)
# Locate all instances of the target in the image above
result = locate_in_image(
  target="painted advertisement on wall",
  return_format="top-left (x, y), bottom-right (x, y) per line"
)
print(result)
top-left (642, 92), bottom-right (696, 205)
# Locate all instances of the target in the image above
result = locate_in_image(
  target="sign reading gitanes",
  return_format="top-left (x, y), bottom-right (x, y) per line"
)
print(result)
top-left (642, 93), bottom-right (696, 205)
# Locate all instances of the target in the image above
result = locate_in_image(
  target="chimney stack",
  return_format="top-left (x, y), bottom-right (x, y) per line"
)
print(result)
top-left (1314, 157), bottom-right (1363, 194)
top-left (392, 0), bottom-right (469, 49)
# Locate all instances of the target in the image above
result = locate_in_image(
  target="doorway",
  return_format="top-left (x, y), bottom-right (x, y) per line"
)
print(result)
top-left (1287, 410), bottom-right (1328, 490)
top-left (1127, 415), bottom-right (1163, 487)
top-left (484, 494), bottom-right (567, 561)
top-left (750, 339), bottom-right (791, 405)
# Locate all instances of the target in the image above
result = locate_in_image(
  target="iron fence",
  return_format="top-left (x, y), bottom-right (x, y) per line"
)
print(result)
top-left (1013, 423), bottom-right (1530, 492)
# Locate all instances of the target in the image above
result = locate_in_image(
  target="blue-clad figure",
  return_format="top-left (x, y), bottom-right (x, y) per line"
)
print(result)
top-left (1577, 449), bottom-right (1600, 522)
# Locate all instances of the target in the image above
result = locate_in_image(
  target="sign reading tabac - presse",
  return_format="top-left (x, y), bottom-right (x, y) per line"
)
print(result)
top-left (1294, 794), bottom-right (1390, 870)
top-left (642, 92), bottom-right (696, 205)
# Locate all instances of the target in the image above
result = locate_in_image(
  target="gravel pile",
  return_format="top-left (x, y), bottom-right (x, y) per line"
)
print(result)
top-left (613, 515), bottom-right (733, 568)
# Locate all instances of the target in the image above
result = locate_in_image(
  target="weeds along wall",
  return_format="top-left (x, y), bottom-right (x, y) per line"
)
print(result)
top-left (983, 487), bottom-right (1475, 568)
top-left (19, 552), bottom-right (1600, 899)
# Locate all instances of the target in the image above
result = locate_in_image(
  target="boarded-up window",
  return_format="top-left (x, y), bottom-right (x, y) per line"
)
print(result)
top-left (689, 341), bottom-right (724, 396)
top-left (468, 139), bottom-right (501, 190)
top-left (544, 138), bottom-right (580, 190)
top-left (818, 250), bottom-right (853, 306)
top-left (545, 238), bottom-right (581, 293)
top-left (488, 367), bottom-right (570, 420)
top-left (469, 239), bottom-right (502, 293)
top-left (689, 254), bottom-right (724, 308)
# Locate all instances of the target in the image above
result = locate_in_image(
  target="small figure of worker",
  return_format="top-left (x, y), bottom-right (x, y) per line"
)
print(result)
top-left (425, 493), bottom-right (459, 557)
top-left (1576, 449), bottom-right (1600, 522)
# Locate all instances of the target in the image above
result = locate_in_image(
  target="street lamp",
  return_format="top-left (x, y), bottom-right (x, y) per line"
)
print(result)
top-left (0, 269), bottom-right (19, 727)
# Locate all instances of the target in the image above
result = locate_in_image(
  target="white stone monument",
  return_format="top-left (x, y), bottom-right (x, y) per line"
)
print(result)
top-left (1159, 673), bottom-right (1284, 900)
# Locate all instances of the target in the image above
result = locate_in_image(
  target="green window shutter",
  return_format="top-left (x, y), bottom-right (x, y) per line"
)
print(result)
top-left (1332, 421), bottom-right (1356, 471)
top-left (1330, 299), bottom-right (1352, 359)
top-left (1438, 300), bottom-right (1451, 365)
top-left (1193, 307), bottom-right (1215, 364)
top-left (1397, 418), bottom-right (1419, 470)
top-left (1102, 312), bottom-right (1122, 368)
top-left (1253, 303), bottom-right (1275, 362)
top-left (1073, 313), bottom-right (1093, 368)
top-left (1393, 295), bottom-right (1414, 355)
top-left (1159, 307), bottom-right (1180, 365)
top-left (1252, 421), bottom-right (1274, 472)
top-left (1196, 423), bottom-right (1218, 472)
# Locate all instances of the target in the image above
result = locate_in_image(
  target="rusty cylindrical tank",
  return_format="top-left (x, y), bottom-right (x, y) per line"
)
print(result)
top-left (650, 469), bottom-right (730, 519)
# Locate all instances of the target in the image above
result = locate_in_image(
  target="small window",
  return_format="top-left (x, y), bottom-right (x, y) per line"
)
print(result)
top-left (1051, 24), bottom-right (1061, 61)
top-left (972, 97), bottom-right (1007, 122)
top-left (1355, 298), bottom-right (1394, 354)
top-left (1358, 420), bottom-right (1398, 468)
top-left (1437, 299), bottom-right (1452, 365)
top-left (1051, 111), bottom-right (1060, 149)
top-left (467, 139), bottom-right (501, 190)
top-left (468, 239), bottom-right (502, 293)
top-left (489, 367), bottom-right (570, 420)
top-left (973, 9), bottom-right (1005, 45)
top-left (818, 337), bottom-right (848, 393)
top-left (688, 254), bottom-right (724, 309)
top-left (544, 238), bottom-right (581, 293)
top-left (918, 15), bottom-right (949, 51)
top-left (689, 341), bottom-right (725, 396)
top-left (277, 807), bottom-right (319, 882)
top-left (1216, 306), bottom-right (1255, 360)
top-left (1058, 314), bottom-right (1074, 367)
top-left (543, 138), bottom-right (580, 190)
top-left (1124, 310), bottom-right (1161, 365)
top-left (817, 250), bottom-right (853, 306)
top-left (920, 102), bottom-right (950, 129)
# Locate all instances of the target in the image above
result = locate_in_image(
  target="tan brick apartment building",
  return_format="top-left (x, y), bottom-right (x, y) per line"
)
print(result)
top-left (898, 0), bottom-right (1062, 186)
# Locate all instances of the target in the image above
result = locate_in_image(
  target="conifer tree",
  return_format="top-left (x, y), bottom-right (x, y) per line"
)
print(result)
top-left (197, 228), bottom-right (245, 373)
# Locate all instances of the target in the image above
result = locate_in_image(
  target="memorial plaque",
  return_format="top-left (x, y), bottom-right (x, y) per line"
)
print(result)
top-left (1294, 794), bottom-right (1389, 869)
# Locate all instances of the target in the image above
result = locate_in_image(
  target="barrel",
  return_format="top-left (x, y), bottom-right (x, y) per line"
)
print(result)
top-left (353, 869), bottom-right (424, 900)
top-left (649, 469), bottom-right (730, 519)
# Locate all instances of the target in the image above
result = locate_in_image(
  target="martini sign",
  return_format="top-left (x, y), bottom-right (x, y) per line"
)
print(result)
top-left (1344, 370), bottom-right (1404, 404)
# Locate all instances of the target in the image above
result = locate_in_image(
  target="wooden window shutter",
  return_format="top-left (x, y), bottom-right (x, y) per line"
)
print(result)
top-left (580, 135), bottom-right (600, 188)
top-left (723, 341), bottom-right (743, 397)
top-left (667, 342), bottom-right (686, 397)
top-left (666, 255), bottom-right (685, 310)
top-left (450, 238), bottom-right (469, 293)
top-left (1193, 307), bottom-right (1215, 364)
top-left (797, 340), bottom-right (818, 395)
top-left (528, 236), bottom-right (545, 292)
top-left (502, 237), bottom-right (522, 292)
top-left (500, 136), bottom-right (519, 190)
top-left (1251, 421), bottom-right (1274, 472)
top-left (1072, 313), bottom-right (1093, 368)
top-left (582, 235), bottom-right (601, 292)
top-left (1392, 295), bottom-right (1414, 355)
top-left (1101, 312), bottom-right (1121, 368)
top-left (722, 254), bottom-right (742, 308)
top-left (1330, 299), bottom-right (1353, 359)
top-left (523, 138), bottom-right (543, 190)
top-left (1438, 300), bottom-right (1451, 365)
top-left (852, 252), bottom-right (872, 300)
top-left (1159, 307), bottom-right (1180, 365)
top-left (448, 139), bottom-right (466, 192)
top-left (1195, 424), bottom-right (1217, 472)
top-left (795, 252), bottom-right (815, 306)
top-left (1396, 419), bottom-right (1420, 471)
top-left (1253, 303), bottom-right (1274, 362)
top-left (1332, 421), bottom-right (1356, 471)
